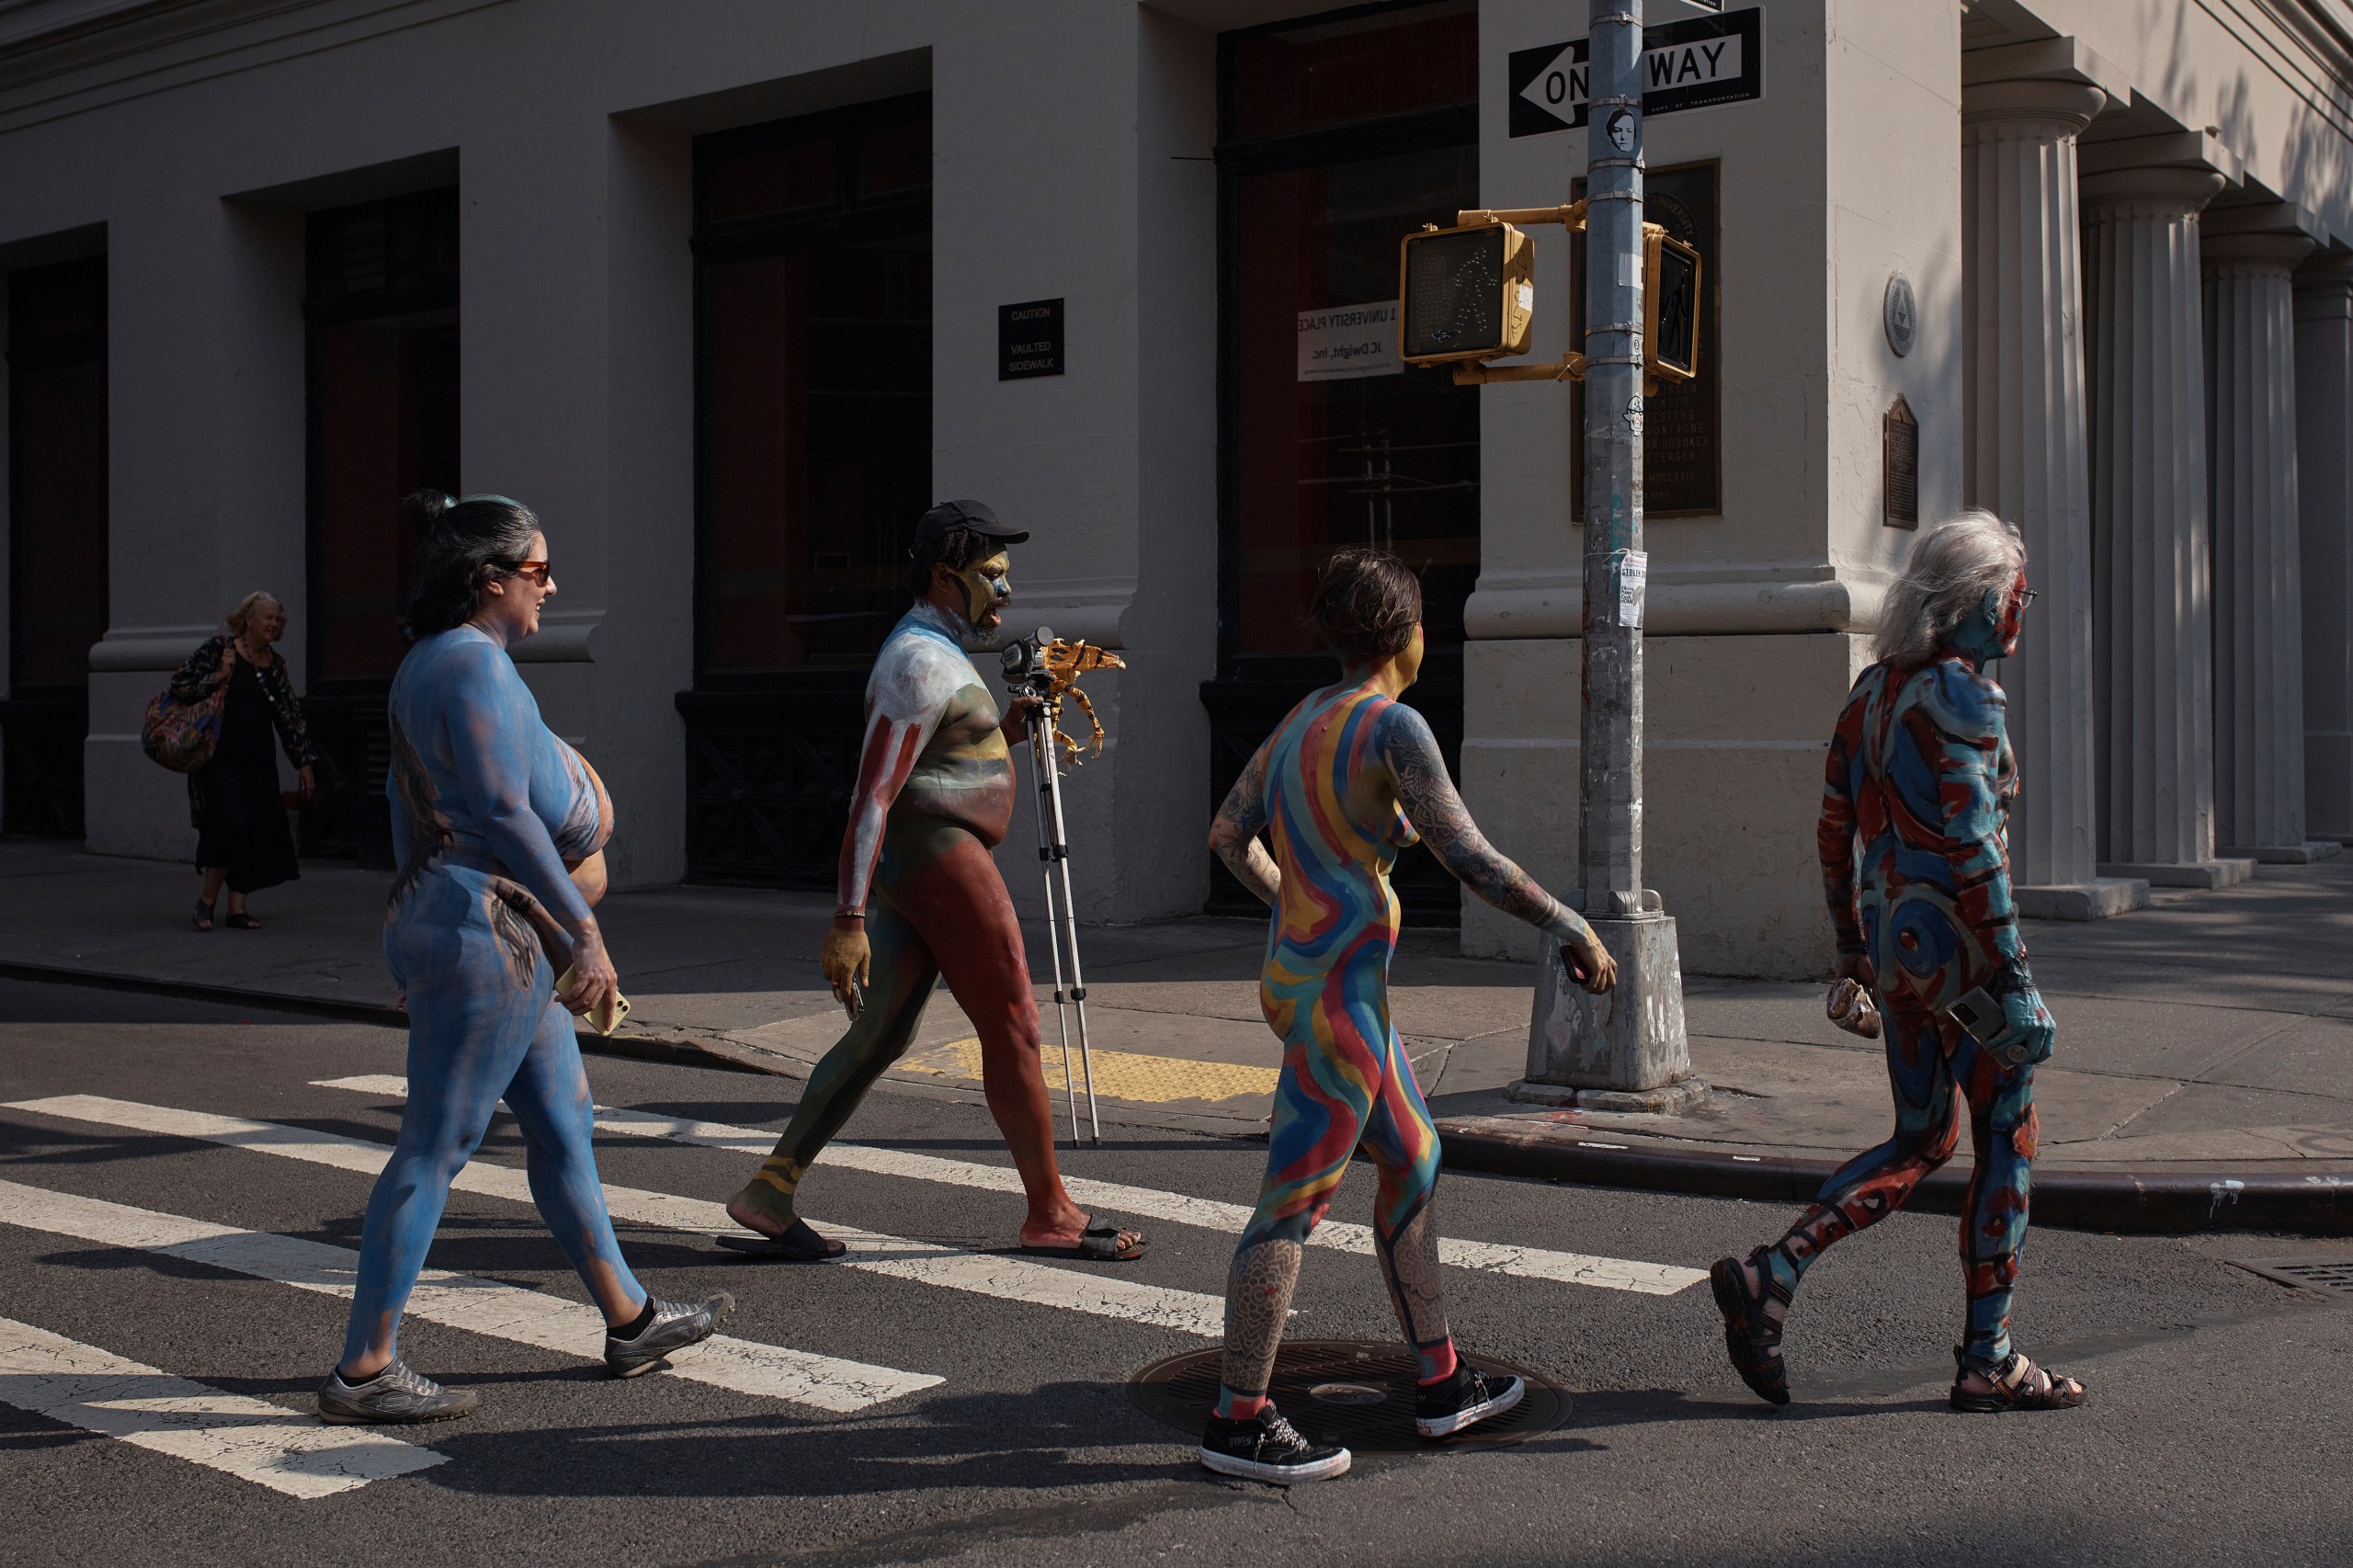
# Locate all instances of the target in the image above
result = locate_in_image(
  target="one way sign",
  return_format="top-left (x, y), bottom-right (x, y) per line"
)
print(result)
top-left (1509, 6), bottom-right (1763, 138)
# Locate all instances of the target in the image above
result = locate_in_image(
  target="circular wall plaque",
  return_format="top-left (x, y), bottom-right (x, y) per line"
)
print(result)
top-left (1884, 272), bottom-right (1917, 358)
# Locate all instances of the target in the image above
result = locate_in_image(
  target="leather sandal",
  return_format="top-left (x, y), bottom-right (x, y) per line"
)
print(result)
top-left (192, 897), bottom-right (216, 932)
top-left (1949, 1346), bottom-right (2086, 1413)
top-left (1710, 1249), bottom-right (1792, 1405)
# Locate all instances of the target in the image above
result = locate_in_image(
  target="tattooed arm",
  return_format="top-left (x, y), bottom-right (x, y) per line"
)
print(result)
top-left (1209, 742), bottom-right (1280, 907)
top-left (1377, 702), bottom-right (1614, 990)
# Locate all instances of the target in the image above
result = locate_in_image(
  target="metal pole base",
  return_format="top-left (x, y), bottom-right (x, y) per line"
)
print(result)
top-left (1517, 914), bottom-right (1704, 1111)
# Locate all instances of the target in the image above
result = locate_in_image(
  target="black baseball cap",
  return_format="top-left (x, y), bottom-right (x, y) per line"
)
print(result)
top-left (915, 498), bottom-right (1029, 546)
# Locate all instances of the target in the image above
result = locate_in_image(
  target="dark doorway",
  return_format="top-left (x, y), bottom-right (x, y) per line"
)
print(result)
top-left (680, 94), bottom-right (933, 887)
top-left (302, 187), bottom-right (460, 866)
top-left (3, 256), bottom-right (108, 838)
top-left (1208, 2), bottom-right (1481, 923)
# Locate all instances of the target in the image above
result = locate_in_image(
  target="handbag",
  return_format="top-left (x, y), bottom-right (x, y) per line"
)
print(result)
top-left (141, 681), bottom-right (226, 774)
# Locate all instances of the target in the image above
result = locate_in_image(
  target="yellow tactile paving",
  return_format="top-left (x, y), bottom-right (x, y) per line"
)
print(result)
top-left (899, 1037), bottom-right (1279, 1105)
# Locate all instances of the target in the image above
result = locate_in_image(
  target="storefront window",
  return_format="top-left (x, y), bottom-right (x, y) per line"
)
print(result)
top-left (1222, 2), bottom-right (1481, 665)
top-left (697, 103), bottom-right (932, 676)
top-left (307, 189), bottom-right (460, 683)
top-left (3, 255), bottom-right (108, 838)
top-left (6, 257), bottom-right (108, 694)
top-left (1233, 144), bottom-right (1481, 653)
top-left (1209, 1), bottom-right (1479, 921)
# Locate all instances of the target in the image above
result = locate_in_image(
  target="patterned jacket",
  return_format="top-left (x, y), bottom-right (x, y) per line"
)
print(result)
top-left (168, 634), bottom-right (318, 826)
top-left (1818, 654), bottom-right (2030, 1013)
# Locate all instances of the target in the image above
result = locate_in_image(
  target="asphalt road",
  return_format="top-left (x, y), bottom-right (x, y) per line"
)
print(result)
top-left (2, 975), bottom-right (2347, 1568)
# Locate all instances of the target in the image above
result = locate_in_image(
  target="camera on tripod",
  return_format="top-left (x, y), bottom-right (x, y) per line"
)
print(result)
top-left (999, 627), bottom-right (1057, 699)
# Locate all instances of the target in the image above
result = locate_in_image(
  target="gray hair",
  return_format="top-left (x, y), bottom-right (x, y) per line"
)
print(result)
top-left (1873, 510), bottom-right (2027, 666)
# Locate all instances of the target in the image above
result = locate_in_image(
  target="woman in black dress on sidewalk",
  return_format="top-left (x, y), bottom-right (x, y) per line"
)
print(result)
top-left (171, 592), bottom-right (316, 930)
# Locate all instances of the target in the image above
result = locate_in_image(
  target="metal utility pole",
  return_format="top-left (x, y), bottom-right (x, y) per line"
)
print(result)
top-left (1515, 0), bottom-right (1703, 1113)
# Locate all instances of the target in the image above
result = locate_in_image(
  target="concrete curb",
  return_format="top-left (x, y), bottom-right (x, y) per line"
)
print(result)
top-left (1435, 1115), bottom-right (2353, 1237)
top-left (0, 960), bottom-right (779, 1078)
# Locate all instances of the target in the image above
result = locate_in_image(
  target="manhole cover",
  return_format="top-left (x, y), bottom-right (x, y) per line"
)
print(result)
top-left (2231, 1256), bottom-right (2353, 1298)
top-left (1128, 1339), bottom-right (1569, 1453)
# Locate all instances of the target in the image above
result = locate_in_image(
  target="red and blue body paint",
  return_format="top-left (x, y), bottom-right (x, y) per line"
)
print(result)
top-left (1767, 653), bottom-right (2050, 1368)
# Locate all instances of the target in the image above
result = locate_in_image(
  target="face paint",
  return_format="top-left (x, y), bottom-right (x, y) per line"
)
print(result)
top-left (1949, 569), bottom-right (2027, 665)
top-left (953, 551), bottom-right (1012, 629)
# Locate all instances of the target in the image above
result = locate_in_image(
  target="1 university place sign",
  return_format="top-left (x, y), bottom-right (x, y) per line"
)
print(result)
top-left (1509, 6), bottom-right (1763, 137)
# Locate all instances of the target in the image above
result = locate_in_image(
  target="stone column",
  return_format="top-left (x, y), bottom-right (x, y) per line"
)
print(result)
top-left (1962, 79), bottom-right (2147, 918)
top-left (2078, 165), bottom-right (2250, 889)
top-left (2203, 222), bottom-right (2336, 859)
top-left (2295, 252), bottom-right (2353, 845)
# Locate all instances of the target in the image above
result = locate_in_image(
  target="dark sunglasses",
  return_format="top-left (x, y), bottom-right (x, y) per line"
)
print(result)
top-left (505, 560), bottom-right (552, 586)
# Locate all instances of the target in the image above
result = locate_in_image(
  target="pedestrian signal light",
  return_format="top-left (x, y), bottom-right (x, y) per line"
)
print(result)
top-left (1644, 225), bottom-right (1702, 385)
top-left (1397, 221), bottom-right (1535, 366)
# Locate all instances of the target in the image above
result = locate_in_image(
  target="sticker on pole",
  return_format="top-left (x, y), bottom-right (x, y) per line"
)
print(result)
top-left (1509, 6), bottom-right (1763, 137)
top-left (1615, 551), bottom-right (1649, 630)
top-left (1297, 302), bottom-right (1402, 381)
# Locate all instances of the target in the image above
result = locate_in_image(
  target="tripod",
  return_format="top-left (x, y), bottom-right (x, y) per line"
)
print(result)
top-left (1021, 687), bottom-right (1102, 1146)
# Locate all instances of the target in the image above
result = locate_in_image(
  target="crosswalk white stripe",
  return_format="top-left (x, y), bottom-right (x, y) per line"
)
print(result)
top-left (7, 1094), bottom-right (1227, 1336)
top-left (314, 1074), bottom-right (1707, 1297)
top-left (0, 1176), bottom-right (937, 1414)
top-left (0, 1314), bottom-right (444, 1498)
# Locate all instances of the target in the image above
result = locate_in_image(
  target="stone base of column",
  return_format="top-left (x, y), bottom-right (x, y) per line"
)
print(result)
top-left (1522, 915), bottom-right (1696, 1107)
top-left (2013, 877), bottom-right (2151, 920)
top-left (2217, 841), bottom-right (2347, 863)
top-left (1505, 1077), bottom-right (1712, 1115)
top-left (2097, 859), bottom-right (2256, 889)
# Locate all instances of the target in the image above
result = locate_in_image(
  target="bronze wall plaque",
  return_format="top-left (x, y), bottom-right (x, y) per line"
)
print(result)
top-left (1573, 162), bottom-right (1721, 518)
top-left (1883, 393), bottom-right (1918, 528)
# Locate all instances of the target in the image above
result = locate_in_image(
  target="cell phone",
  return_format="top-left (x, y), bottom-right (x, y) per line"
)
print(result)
top-left (1943, 986), bottom-right (2006, 1046)
top-left (1948, 985), bottom-right (2038, 1066)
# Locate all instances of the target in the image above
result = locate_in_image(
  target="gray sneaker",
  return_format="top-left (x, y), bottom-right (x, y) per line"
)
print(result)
top-left (604, 1292), bottom-right (733, 1378)
top-left (317, 1359), bottom-right (480, 1425)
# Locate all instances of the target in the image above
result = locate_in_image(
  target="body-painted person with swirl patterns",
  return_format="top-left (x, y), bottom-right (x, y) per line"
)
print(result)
top-left (1197, 549), bottom-right (1619, 1485)
top-left (1710, 511), bottom-right (2084, 1416)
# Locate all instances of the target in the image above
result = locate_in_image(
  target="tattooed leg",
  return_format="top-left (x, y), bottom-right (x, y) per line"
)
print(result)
top-left (1217, 1236), bottom-right (1306, 1419)
top-left (1375, 1202), bottom-right (1454, 1384)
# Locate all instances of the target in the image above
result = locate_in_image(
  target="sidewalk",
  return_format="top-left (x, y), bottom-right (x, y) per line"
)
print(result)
top-left (2, 837), bottom-right (2347, 1233)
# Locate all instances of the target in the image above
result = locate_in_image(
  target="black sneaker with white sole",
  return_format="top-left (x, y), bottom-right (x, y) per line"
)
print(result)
top-left (1414, 1361), bottom-right (1525, 1439)
top-left (317, 1359), bottom-right (479, 1425)
top-left (603, 1291), bottom-right (734, 1378)
top-left (1198, 1403), bottom-right (1352, 1484)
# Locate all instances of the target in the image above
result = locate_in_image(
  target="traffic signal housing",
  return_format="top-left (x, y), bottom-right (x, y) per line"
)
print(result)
top-left (1643, 224), bottom-right (1702, 386)
top-left (1397, 220), bottom-right (1535, 366)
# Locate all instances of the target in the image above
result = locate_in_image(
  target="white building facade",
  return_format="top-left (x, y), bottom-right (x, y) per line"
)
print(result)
top-left (1, 0), bottom-right (2347, 978)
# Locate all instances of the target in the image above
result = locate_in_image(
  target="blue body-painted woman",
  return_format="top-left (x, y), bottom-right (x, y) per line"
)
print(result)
top-left (320, 493), bottom-right (726, 1425)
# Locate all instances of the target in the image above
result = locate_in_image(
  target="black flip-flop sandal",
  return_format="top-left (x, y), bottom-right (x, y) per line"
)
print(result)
top-left (713, 1218), bottom-right (847, 1262)
top-left (192, 898), bottom-right (216, 932)
top-left (1019, 1215), bottom-right (1147, 1262)
top-left (1710, 1249), bottom-right (1792, 1405)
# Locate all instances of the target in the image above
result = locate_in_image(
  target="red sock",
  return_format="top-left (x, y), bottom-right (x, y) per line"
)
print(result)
top-left (1216, 1388), bottom-right (1269, 1420)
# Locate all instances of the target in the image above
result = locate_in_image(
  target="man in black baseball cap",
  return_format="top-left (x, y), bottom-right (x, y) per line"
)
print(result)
top-left (914, 497), bottom-right (1029, 547)
top-left (723, 497), bottom-right (1149, 1267)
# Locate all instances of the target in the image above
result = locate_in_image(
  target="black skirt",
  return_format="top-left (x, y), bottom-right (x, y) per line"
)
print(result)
top-left (194, 655), bottom-right (300, 895)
